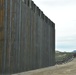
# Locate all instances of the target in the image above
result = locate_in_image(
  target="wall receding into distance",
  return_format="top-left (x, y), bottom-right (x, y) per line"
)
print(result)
top-left (0, 0), bottom-right (55, 74)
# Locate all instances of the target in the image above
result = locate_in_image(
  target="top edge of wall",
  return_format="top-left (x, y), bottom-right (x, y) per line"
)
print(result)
top-left (22, 0), bottom-right (55, 27)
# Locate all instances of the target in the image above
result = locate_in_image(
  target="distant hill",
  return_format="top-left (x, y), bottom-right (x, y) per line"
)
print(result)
top-left (72, 50), bottom-right (76, 53)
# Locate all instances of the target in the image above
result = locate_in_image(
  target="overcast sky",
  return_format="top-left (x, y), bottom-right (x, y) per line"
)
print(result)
top-left (33, 0), bottom-right (76, 52)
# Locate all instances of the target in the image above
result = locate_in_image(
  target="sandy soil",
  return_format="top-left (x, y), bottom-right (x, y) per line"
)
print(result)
top-left (13, 58), bottom-right (76, 75)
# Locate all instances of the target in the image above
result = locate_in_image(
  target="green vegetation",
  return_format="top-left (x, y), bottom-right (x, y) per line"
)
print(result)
top-left (55, 51), bottom-right (73, 64)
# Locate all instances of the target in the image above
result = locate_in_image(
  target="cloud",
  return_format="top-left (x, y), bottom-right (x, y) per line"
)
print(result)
top-left (33, 0), bottom-right (76, 7)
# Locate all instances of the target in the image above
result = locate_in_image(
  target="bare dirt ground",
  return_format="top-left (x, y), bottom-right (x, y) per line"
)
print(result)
top-left (13, 58), bottom-right (76, 75)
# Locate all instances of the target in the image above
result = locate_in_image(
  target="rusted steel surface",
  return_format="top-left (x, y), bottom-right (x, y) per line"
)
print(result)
top-left (0, 0), bottom-right (4, 73)
top-left (0, 0), bottom-right (55, 74)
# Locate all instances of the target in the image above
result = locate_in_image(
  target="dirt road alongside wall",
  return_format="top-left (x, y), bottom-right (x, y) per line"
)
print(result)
top-left (12, 58), bottom-right (76, 75)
